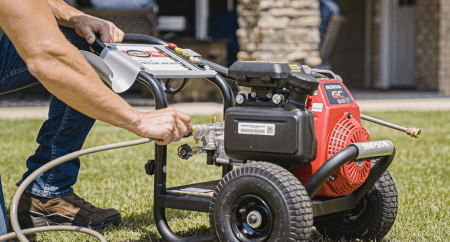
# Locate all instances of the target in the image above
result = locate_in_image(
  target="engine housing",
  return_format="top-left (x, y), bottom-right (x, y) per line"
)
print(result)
top-left (293, 79), bottom-right (372, 197)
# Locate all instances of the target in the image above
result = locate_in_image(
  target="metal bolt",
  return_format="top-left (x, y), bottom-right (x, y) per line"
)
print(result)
top-left (251, 92), bottom-right (257, 98)
top-left (239, 208), bottom-right (247, 214)
top-left (347, 113), bottom-right (352, 119)
top-left (356, 160), bottom-right (364, 167)
top-left (267, 93), bottom-right (273, 99)
top-left (272, 94), bottom-right (283, 104)
top-left (236, 94), bottom-right (245, 104)
top-left (328, 176), bottom-right (335, 182)
top-left (247, 211), bottom-right (262, 229)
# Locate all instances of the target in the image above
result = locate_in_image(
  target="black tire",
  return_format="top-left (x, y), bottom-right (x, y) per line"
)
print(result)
top-left (209, 161), bottom-right (313, 242)
top-left (315, 171), bottom-right (398, 241)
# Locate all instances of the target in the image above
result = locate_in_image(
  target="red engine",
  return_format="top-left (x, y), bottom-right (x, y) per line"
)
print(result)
top-left (293, 79), bottom-right (372, 197)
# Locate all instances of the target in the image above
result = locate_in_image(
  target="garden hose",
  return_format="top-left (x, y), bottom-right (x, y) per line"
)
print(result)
top-left (0, 138), bottom-right (154, 242)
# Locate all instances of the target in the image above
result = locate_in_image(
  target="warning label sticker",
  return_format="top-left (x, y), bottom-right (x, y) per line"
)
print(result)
top-left (238, 122), bottom-right (275, 136)
top-left (311, 103), bottom-right (324, 112)
top-left (116, 46), bottom-right (189, 71)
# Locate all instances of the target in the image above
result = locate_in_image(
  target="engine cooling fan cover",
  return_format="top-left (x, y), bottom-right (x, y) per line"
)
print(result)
top-left (324, 113), bottom-right (371, 196)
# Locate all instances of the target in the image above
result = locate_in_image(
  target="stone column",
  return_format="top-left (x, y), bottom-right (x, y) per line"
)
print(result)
top-left (439, 0), bottom-right (450, 94)
top-left (236, 0), bottom-right (321, 66)
top-left (415, 0), bottom-right (440, 91)
top-left (415, 0), bottom-right (450, 94)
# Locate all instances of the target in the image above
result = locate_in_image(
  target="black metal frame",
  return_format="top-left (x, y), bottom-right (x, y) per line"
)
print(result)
top-left (135, 70), bottom-right (234, 241)
top-left (306, 145), bottom-right (396, 217)
top-left (98, 35), bottom-right (398, 241)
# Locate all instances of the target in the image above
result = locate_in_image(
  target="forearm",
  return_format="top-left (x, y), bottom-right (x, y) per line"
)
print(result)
top-left (28, 44), bottom-right (142, 135)
top-left (46, 0), bottom-right (85, 28)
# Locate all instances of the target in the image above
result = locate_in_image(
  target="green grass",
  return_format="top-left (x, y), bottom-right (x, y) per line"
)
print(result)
top-left (0, 111), bottom-right (449, 241)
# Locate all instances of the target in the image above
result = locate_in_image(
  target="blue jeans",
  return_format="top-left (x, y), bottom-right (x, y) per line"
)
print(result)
top-left (0, 27), bottom-right (96, 235)
top-left (0, 176), bottom-right (6, 237)
top-left (319, 0), bottom-right (341, 42)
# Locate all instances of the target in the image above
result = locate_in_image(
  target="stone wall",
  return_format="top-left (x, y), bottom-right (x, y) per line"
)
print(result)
top-left (415, 0), bottom-right (440, 91)
top-left (439, 0), bottom-right (450, 94)
top-left (415, 0), bottom-right (450, 94)
top-left (236, 0), bottom-right (321, 66)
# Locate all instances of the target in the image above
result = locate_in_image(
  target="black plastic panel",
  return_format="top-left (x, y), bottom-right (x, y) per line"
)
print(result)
top-left (225, 107), bottom-right (317, 171)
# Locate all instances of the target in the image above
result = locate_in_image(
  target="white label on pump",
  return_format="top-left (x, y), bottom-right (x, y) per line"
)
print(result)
top-left (311, 103), bottom-right (324, 112)
top-left (238, 122), bottom-right (275, 136)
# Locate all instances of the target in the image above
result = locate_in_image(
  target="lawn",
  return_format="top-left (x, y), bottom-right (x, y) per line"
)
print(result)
top-left (0, 111), bottom-right (448, 241)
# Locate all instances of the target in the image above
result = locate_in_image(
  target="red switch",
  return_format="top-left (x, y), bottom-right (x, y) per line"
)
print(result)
top-left (168, 43), bottom-right (177, 49)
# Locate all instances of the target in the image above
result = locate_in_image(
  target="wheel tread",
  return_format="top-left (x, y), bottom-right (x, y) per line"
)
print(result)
top-left (315, 171), bottom-right (398, 241)
top-left (209, 162), bottom-right (313, 241)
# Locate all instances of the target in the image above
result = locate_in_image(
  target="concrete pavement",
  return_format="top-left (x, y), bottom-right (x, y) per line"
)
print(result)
top-left (0, 98), bottom-right (449, 120)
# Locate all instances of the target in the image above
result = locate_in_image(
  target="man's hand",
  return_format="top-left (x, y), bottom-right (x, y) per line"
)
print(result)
top-left (135, 108), bottom-right (192, 146)
top-left (46, 0), bottom-right (124, 44)
top-left (69, 15), bottom-right (124, 44)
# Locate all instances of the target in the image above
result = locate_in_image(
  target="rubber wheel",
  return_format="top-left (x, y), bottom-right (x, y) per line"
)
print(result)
top-left (209, 162), bottom-right (313, 242)
top-left (314, 171), bottom-right (398, 241)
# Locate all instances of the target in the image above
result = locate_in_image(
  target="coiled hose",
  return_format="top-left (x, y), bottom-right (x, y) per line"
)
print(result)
top-left (0, 138), bottom-right (154, 242)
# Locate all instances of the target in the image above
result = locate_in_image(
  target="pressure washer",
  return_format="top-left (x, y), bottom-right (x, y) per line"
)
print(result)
top-left (0, 34), bottom-right (421, 242)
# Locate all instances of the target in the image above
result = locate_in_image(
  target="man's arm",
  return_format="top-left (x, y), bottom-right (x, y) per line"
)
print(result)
top-left (0, 0), bottom-right (191, 145)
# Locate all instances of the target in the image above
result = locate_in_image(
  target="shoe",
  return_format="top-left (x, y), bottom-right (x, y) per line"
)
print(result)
top-left (17, 191), bottom-right (121, 229)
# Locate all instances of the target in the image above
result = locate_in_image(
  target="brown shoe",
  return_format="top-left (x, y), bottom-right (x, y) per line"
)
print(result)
top-left (17, 191), bottom-right (121, 229)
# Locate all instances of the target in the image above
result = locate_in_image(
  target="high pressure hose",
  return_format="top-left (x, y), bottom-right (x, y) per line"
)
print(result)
top-left (0, 138), bottom-right (154, 242)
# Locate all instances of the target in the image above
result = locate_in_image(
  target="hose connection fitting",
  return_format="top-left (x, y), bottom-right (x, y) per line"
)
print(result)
top-left (178, 144), bottom-right (193, 160)
top-left (178, 144), bottom-right (204, 160)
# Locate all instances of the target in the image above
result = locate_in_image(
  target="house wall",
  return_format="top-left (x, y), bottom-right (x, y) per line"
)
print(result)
top-left (368, 0), bottom-right (442, 91)
top-left (329, 0), bottom-right (367, 88)
top-left (367, 0), bottom-right (382, 89)
top-left (235, 0), bottom-right (450, 94)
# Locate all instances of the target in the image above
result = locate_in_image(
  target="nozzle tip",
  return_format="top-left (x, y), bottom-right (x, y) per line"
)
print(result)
top-left (407, 127), bottom-right (421, 138)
